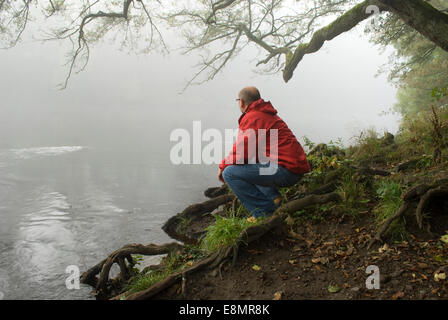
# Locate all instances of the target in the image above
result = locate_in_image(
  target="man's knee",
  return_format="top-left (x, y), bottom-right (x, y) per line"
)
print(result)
top-left (222, 165), bottom-right (237, 182)
top-left (222, 166), bottom-right (233, 182)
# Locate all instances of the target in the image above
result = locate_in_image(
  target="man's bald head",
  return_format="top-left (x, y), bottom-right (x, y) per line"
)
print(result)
top-left (239, 87), bottom-right (261, 105)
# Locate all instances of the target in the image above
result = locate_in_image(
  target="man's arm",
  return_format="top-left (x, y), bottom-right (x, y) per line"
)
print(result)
top-left (218, 115), bottom-right (257, 172)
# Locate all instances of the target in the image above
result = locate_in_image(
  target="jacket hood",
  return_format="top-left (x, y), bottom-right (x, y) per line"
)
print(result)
top-left (247, 99), bottom-right (278, 115)
top-left (238, 99), bottom-right (277, 123)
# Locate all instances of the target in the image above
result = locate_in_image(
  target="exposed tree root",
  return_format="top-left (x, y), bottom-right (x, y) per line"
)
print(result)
top-left (80, 242), bottom-right (183, 297)
top-left (368, 202), bottom-right (410, 249)
top-left (162, 194), bottom-right (235, 244)
top-left (204, 184), bottom-right (229, 198)
top-left (354, 166), bottom-right (391, 177)
top-left (415, 186), bottom-right (448, 229)
top-left (113, 250), bottom-right (223, 300)
top-left (368, 178), bottom-right (448, 249)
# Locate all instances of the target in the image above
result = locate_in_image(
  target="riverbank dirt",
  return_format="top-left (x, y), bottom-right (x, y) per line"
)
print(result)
top-left (157, 208), bottom-right (448, 300)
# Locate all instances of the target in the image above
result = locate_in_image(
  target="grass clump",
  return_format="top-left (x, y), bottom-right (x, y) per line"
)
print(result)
top-left (335, 168), bottom-right (370, 217)
top-left (200, 210), bottom-right (263, 252)
top-left (374, 179), bottom-right (408, 241)
top-left (124, 254), bottom-right (182, 296)
top-left (123, 245), bottom-right (205, 297)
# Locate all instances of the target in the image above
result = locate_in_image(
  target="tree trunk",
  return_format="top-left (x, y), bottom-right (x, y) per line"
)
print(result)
top-left (379, 0), bottom-right (448, 52)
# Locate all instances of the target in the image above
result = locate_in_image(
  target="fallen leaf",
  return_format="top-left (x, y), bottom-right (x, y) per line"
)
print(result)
top-left (273, 291), bottom-right (283, 300)
top-left (434, 272), bottom-right (446, 282)
top-left (311, 257), bottom-right (329, 265)
top-left (252, 265), bottom-right (261, 271)
top-left (379, 243), bottom-right (389, 254)
top-left (417, 263), bottom-right (429, 270)
top-left (346, 246), bottom-right (354, 256)
top-left (440, 234), bottom-right (448, 245)
top-left (328, 284), bottom-right (341, 293)
top-left (392, 291), bottom-right (405, 300)
top-left (288, 260), bottom-right (297, 265)
top-left (186, 261), bottom-right (194, 266)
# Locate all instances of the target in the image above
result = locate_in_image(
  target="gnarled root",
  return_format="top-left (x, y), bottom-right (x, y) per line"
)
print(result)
top-left (162, 194), bottom-right (235, 244)
top-left (368, 178), bottom-right (448, 249)
top-left (415, 186), bottom-right (448, 230)
top-left (80, 242), bottom-right (183, 297)
top-left (367, 202), bottom-right (410, 250)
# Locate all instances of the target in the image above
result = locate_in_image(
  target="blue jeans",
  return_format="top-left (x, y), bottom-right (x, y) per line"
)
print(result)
top-left (222, 163), bottom-right (303, 218)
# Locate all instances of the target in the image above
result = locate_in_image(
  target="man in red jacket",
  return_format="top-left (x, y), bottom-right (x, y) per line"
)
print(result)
top-left (218, 87), bottom-right (310, 220)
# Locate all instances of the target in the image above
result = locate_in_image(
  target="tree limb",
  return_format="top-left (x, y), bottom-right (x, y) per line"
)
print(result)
top-left (283, 0), bottom-right (386, 82)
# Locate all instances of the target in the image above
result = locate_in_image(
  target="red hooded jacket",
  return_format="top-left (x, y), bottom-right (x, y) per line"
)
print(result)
top-left (219, 99), bottom-right (310, 175)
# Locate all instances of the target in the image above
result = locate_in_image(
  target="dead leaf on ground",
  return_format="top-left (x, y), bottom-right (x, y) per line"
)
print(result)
top-left (311, 257), bottom-right (329, 265)
top-left (434, 272), bottom-right (446, 282)
top-left (252, 265), bottom-right (261, 271)
top-left (328, 284), bottom-right (341, 293)
top-left (392, 291), bottom-right (405, 300)
top-left (273, 291), bottom-right (283, 300)
top-left (417, 263), bottom-right (429, 270)
top-left (346, 246), bottom-right (354, 256)
top-left (379, 244), bottom-right (389, 254)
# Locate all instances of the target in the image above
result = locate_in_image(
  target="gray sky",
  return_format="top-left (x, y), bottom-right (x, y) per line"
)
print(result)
top-left (0, 18), bottom-right (401, 151)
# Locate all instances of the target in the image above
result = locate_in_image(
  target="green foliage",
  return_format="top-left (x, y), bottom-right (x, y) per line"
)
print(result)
top-left (304, 137), bottom-right (346, 188)
top-left (123, 244), bottom-right (206, 297)
top-left (347, 129), bottom-right (390, 164)
top-left (177, 216), bottom-right (192, 234)
top-left (369, 0), bottom-right (448, 117)
top-left (200, 213), bottom-right (262, 252)
top-left (396, 97), bottom-right (448, 160)
top-left (335, 169), bottom-right (370, 217)
top-left (431, 86), bottom-right (448, 102)
top-left (302, 135), bottom-right (315, 152)
top-left (376, 180), bottom-right (402, 202)
top-left (374, 180), bottom-right (407, 242)
top-left (124, 253), bottom-right (184, 296)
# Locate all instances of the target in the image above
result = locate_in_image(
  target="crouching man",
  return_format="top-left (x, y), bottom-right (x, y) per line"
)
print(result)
top-left (218, 87), bottom-right (311, 221)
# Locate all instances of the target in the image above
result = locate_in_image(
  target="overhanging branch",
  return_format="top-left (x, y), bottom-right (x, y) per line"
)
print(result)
top-left (283, 0), bottom-right (386, 82)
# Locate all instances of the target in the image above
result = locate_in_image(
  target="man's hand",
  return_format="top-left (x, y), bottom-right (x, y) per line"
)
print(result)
top-left (217, 168), bottom-right (225, 183)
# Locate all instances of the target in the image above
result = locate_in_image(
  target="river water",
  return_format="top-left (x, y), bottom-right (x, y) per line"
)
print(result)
top-left (0, 145), bottom-right (216, 300)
